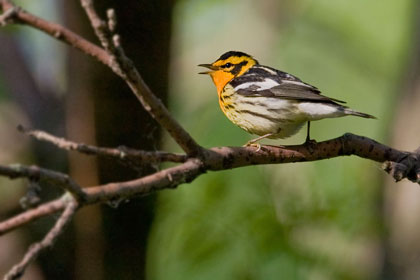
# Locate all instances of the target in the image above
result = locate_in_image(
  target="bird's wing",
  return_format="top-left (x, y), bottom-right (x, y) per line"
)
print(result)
top-left (235, 75), bottom-right (347, 105)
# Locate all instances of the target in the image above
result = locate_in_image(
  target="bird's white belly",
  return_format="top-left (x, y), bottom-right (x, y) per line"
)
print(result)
top-left (225, 96), bottom-right (307, 138)
top-left (220, 84), bottom-right (346, 138)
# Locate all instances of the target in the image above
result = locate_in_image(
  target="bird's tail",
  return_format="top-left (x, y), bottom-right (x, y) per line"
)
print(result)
top-left (344, 108), bottom-right (376, 119)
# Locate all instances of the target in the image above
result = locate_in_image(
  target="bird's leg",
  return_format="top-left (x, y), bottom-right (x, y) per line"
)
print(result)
top-left (305, 121), bottom-right (311, 143)
top-left (304, 121), bottom-right (317, 144)
top-left (244, 133), bottom-right (275, 151)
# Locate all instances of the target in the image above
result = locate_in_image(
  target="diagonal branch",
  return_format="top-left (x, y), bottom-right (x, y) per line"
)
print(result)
top-left (0, 0), bottom-right (202, 155)
top-left (0, 197), bottom-right (65, 236)
top-left (79, 0), bottom-right (203, 156)
top-left (0, 0), bottom-right (109, 65)
top-left (4, 196), bottom-right (77, 280)
top-left (0, 5), bottom-right (16, 26)
top-left (1, 0), bottom-right (420, 278)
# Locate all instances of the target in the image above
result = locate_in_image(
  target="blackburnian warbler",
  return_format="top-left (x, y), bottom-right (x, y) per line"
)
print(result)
top-left (199, 51), bottom-right (375, 146)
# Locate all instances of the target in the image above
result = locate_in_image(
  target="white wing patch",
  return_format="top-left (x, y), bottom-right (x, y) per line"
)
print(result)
top-left (234, 78), bottom-right (279, 91)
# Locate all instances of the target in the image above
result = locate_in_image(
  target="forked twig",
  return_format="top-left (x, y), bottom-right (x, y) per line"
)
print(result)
top-left (0, 197), bottom-right (65, 236)
top-left (0, 5), bottom-right (16, 26)
top-left (78, 0), bottom-right (203, 155)
top-left (4, 196), bottom-right (78, 280)
top-left (0, 0), bottom-right (419, 279)
top-left (0, 164), bottom-right (86, 200)
top-left (0, 0), bottom-right (202, 155)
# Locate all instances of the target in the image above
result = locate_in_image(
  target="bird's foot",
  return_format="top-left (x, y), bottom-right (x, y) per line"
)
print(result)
top-left (244, 141), bottom-right (262, 152)
top-left (304, 138), bottom-right (317, 145)
top-left (304, 138), bottom-right (317, 153)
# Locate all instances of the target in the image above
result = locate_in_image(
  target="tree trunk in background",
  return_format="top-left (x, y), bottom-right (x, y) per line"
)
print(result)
top-left (382, 4), bottom-right (420, 280)
top-left (64, 1), bottom-right (174, 279)
top-left (64, 2), bottom-right (102, 280)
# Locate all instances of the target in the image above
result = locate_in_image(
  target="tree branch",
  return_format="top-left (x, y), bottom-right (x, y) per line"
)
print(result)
top-left (1, 0), bottom-right (419, 278)
top-left (0, 5), bottom-right (16, 26)
top-left (0, 197), bottom-right (65, 236)
top-left (0, 164), bottom-right (86, 200)
top-left (205, 133), bottom-right (410, 170)
top-left (0, 0), bottom-right (110, 65)
top-left (78, 0), bottom-right (203, 155)
top-left (0, 134), bottom-right (417, 278)
top-left (0, 133), bottom-right (416, 237)
top-left (0, 0), bottom-right (202, 155)
top-left (4, 196), bottom-right (77, 280)
top-left (18, 126), bottom-right (187, 164)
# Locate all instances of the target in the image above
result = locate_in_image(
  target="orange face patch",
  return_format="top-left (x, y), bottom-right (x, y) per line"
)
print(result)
top-left (209, 56), bottom-right (256, 93)
top-left (209, 70), bottom-right (234, 94)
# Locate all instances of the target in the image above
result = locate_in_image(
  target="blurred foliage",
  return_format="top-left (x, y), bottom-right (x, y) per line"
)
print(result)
top-left (0, 0), bottom-right (415, 279)
top-left (148, 0), bottom-right (414, 279)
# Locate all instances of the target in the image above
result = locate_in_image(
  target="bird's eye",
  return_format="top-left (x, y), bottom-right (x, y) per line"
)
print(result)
top-left (222, 63), bottom-right (233, 68)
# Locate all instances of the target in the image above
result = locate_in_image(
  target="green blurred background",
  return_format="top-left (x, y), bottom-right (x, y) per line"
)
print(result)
top-left (1, 0), bottom-right (419, 279)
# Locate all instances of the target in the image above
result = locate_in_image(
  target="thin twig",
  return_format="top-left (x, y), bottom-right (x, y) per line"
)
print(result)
top-left (84, 158), bottom-right (204, 204)
top-left (0, 0), bottom-right (109, 66)
top-left (0, 197), bottom-right (65, 236)
top-left (18, 125), bottom-right (187, 163)
top-left (0, 164), bottom-right (86, 200)
top-left (0, 5), bottom-right (16, 26)
top-left (4, 196), bottom-right (78, 280)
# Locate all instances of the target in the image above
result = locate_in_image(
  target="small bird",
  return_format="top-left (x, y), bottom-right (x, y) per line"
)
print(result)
top-left (199, 51), bottom-right (375, 147)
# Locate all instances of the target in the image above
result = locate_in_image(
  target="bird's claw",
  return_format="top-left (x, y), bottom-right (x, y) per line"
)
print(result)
top-left (304, 138), bottom-right (317, 146)
top-left (244, 141), bottom-right (262, 152)
top-left (304, 138), bottom-right (317, 153)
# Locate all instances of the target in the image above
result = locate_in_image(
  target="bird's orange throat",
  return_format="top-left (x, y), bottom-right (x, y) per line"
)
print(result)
top-left (210, 71), bottom-right (234, 94)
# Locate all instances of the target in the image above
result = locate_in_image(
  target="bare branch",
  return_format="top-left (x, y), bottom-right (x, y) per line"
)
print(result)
top-left (0, 164), bottom-right (86, 200)
top-left (0, 133), bottom-right (415, 240)
top-left (4, 196), bottom-right (77, 280)
top-left (0, 5), bottom-right (17, 26)
top-left (0, 0), bottom-right (109, 66)
top-left (383, 147), bottom-right (420, 183)
top-left (1, 1), bottom-right (420, 278)
top-left (78, 0), bottom-right (203, 155)
top-left (0, 133), bottom-right (418, 279)
top-left (205, 133), bottom-right (410, 170)
top-left (84, 158), bottom-right (204, 204)
top-left (81, 133), bottom-right (418, 204)
top-left (18, 126), bottom-right (187, 164)
top-left (79, 1), bottom-right (115, 52)
top-left (0, 197), bottom-right (65, 236)
top-left (0, 0), bottom-right (202, 155)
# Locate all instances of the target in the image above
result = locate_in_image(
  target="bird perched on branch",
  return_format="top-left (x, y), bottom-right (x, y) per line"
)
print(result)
top-left (199, 51), bottom-right (375, 147)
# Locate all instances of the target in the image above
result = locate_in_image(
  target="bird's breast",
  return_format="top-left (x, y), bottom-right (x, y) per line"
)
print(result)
top-left (210, 71), bottom-right (234, 94)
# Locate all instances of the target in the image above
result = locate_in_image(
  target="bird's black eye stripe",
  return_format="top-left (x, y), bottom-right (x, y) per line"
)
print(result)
top-left (231, 60), bottom-right (249, 75)
top-left (221, 63), bottom-right (233, 68)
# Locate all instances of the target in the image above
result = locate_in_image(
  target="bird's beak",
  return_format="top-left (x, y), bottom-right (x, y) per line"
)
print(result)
top-left (198, 63), bottom-right (218, 74)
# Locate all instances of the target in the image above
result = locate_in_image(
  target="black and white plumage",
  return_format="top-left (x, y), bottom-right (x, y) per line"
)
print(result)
top-left (199, 51), bottom-right (375, 143)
